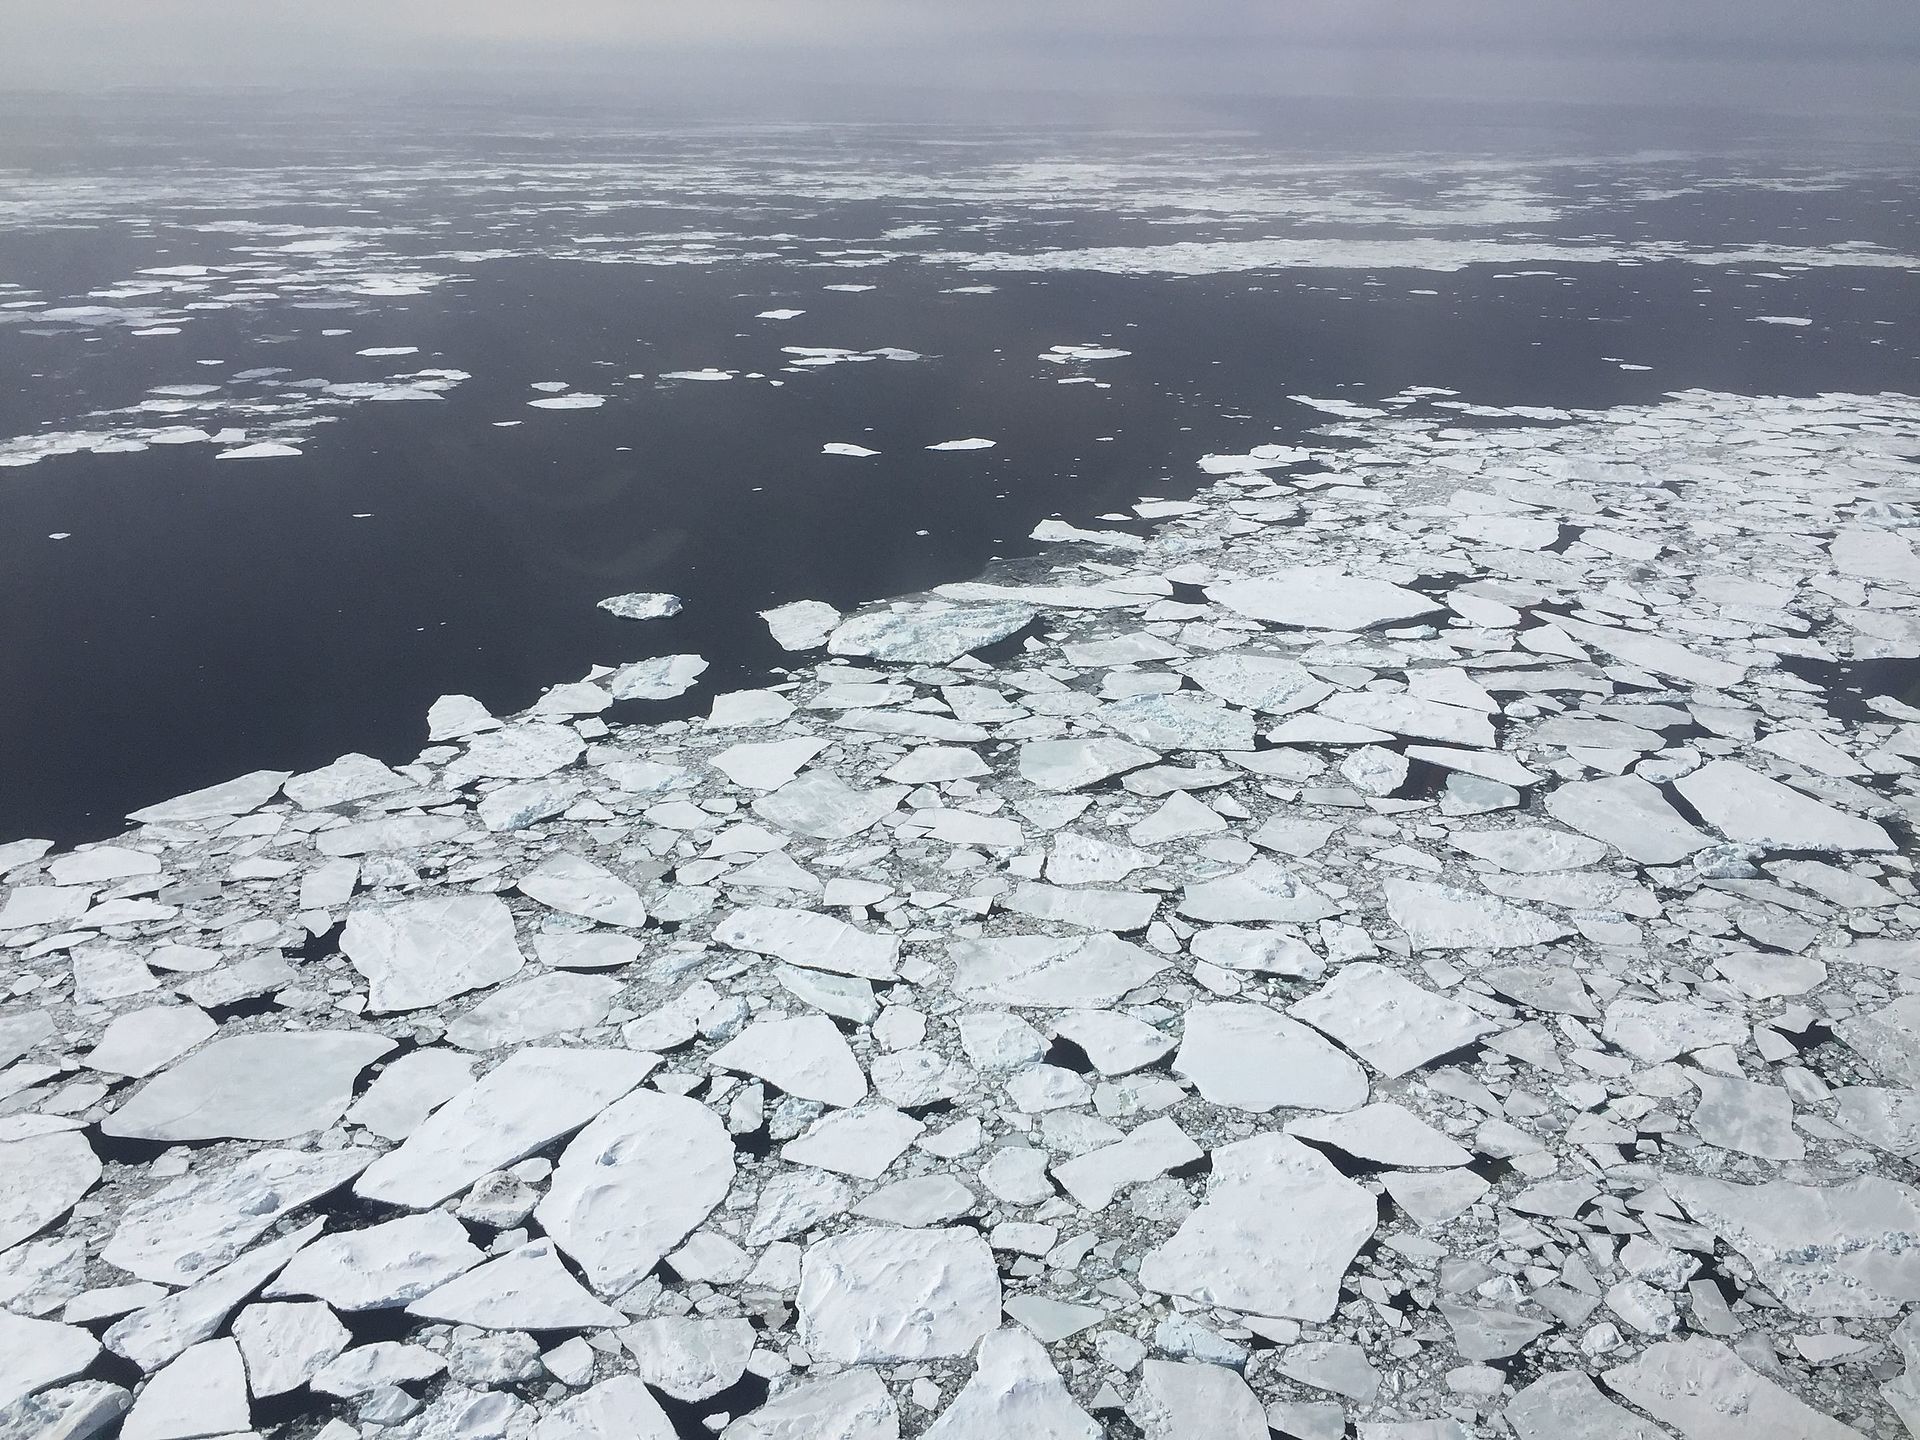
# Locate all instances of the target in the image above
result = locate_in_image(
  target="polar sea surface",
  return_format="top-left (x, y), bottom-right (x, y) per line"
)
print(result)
top-left (2, 102), bottom-right (1918, 842)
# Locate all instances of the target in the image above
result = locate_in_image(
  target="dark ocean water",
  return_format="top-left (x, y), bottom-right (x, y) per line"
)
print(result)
top-left (2, 109), bottom-right (1917, 843)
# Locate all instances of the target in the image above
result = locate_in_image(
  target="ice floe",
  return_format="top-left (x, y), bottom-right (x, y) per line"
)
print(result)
top-left (5, 378), bottom-right (1920, 1439)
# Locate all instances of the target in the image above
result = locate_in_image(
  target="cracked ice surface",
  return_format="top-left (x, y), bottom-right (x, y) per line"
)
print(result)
top-left (6, 385), bottom-right (1920, 1438)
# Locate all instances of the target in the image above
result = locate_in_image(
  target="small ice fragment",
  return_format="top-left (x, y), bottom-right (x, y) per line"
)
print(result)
top-left (597, 592), bottom-right (683, 621)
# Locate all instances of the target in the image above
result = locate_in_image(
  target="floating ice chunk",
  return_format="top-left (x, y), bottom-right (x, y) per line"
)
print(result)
top-left (754, 772), bottom-right (905, 840)
top-left (1689, 1071), bottom-right (1803, 1160)
top-left (782, 1107), bottom-right (923, 1180)
top-left (926, 437), bottom-right (996, 450)
top-left (1174, 1002), bottom-right (1369, 1112)
top-left (1031, 518), bottom-right (1143, 550)
top-left (1750, 315), bottom-right (1811, 325)
top-left (447, 721), bottom-right (584, 781)
top-left (1832, 526), bottom-right (1920, 585)
top-left (427, 693), bottom-right (499, 740)
top-left (344, 1047), bottom-right (474, 1141)
top-left (538, 1090), bottom-right (735, 1296)
top-left (231, 1301), bottom-right (351, 1399)
top-left (341, 894), bottom-right (525, 1013)
top-left (1019, 736), bottom-right (1159, 791)
top-left (1674, 760), bottom-right (1894, 852)
top-left (83, 1005), bottom-right (215, 1077)
top-left (45, 844), bottom-right (149, 888)
top-left (1603, 998), bottom-right (1746, 1063)
top-left (0, 1129), bottom-right (100, 1255)
top-left (711, 737), bottom-right (827, 790)
top-left (102, 1148), bottom-right (371, 1285)
top-left (1197, 443), bottom-right (1313, 473)
top-left (761, 599), bottom-right (842, 650)
top-left (445, 971), bottom-right (621, 1050)
top-left (268, 1211), bottom-right (482, 1310)
top-left (0, 885), bottom-right (92, 932)
top-left (518, 852), bottom-right (649, 926)
top-left (830, 602), bottom-right (1034, 663)
top-left (1176, 652), bottom-right (1325, 713)
top-left (758, 308), bottom-right (806, 319)
top-left (799, 1227), bottom-right (999, 1363)
top-left (710, 688), bottom-right (796, 727)
top-left (1556, 617), bottom-right (1746, 688)
top-left (105, 1221), bottom-right (322, 1372)
top-left (316, 812), bottom-right (468, 856)
top-left (1604, 1337), bottom-right (1866, 1440)
top-left (1208, 569), bottom-right (1439, 630)
top-left (1291, 963), bottom-right (1503, 1076)
top-left (710, 1015), bottom-right (867, 1106)
top-left (1383, 879), bottom-right (1572, 951)
top-left (1178, 860), bottom-right (1340, 924)
top-left (823, 442), bottom-right (879, 456)
top-left (621, 1316), bottom-right (753, 1402)
top-left (951, 933), bottom-right (1165, 1007)
top-left (127, 768), bottom-right (287, 824)
top-left (1104, 693), bottom-right (1254, 750)
top-left (714, 905), bottom-right (900, 979)
top-left (598, 592), bottom-right (683, 620)
top-left (924, 1328), bottom-right (1100, 1439)
top-left (722, 1368), bottom-right (896, 1440)
top-left (1051, 1116), bottom-right (1201, 1211)
top-left (121, 1337), bottom-right (248, 1440)
top-left (407, 1241), bottom-right (626, 1330)
top-left (477, 779), bottom-right (579, 831)
top-left (1449, 826), bottom-right (1607, 872)
top-left (284, 752), bottom-right (408, 809)
top-left (357, 345), bottom-right (419, 355)
top-left (355, 1047), bottom-right (657, 1209)
top-left (1190, 925), bottom-right (1323, 978)
top-left (1139, 1133), bottom-right (1374, 1322)
top-left (1042, 342), bottom-right (1130, 364)
top-left (1665, 1172), bottom-right (1920, 1317)
top-left (1287, 1102), bottom-right (1471, 1168)
top-left (102, 1030), bottom-right (394, 1142)
top-left (856, 1174), bottom-right (977, 1227)
top-left (885, 744), bottom-right (990, 784)
top-left (661, 368), bottom-right (734, 381)
top-left (1543, 774), bottom-right (1709, 864)
top-left (214, 441), bottom-right (301, 459)
top-left (1318, 692), bottom-right (1494, 747)
top-left (609, 653), bottom-right (709, 701)
top-left (1001, 880), bottom-right (1156, 931)
top-left (528, 393), bottom-right (606, 408)
top-left (1132, 1359), bottom-right (1265, 1440)
top-left (1505, 1371), bottom-right (1668, 1440)
top-left (1289, 394), bottom-right (1388, 418)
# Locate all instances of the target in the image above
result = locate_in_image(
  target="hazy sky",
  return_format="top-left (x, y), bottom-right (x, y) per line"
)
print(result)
top-left (7, 1), bottom-right (1918, 121)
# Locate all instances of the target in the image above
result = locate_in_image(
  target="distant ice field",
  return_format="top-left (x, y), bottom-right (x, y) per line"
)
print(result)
top-left (1, 123), bottom-right (1917, 841)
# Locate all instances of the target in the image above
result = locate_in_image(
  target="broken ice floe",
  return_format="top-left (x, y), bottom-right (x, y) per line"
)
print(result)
top-left (6, 383), bottom-right (1920, 1439)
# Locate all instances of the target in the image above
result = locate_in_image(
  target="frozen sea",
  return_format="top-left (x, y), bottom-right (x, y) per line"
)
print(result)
top-left (3, 98), bottom-right (1918, 842)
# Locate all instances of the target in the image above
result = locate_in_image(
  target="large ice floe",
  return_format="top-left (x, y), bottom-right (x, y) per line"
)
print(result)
top-left (5, 385), bottom-right (1920, 1439)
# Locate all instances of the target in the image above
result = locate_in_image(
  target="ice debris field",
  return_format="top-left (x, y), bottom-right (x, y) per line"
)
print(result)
top-left (5, 375), bottom-right (1920, 1440)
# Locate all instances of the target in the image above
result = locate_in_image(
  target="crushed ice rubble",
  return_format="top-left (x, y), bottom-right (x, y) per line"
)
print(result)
top-left (6, 390), bottom-right (1920, 1440)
